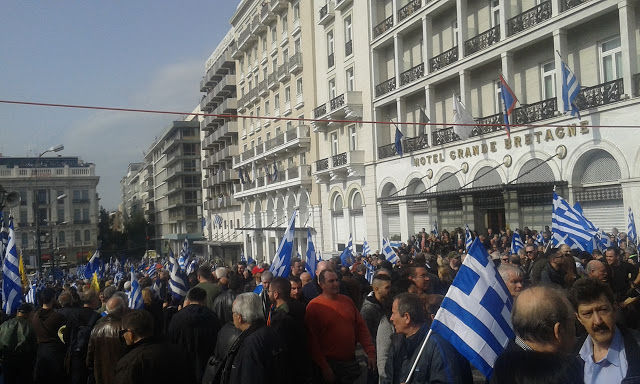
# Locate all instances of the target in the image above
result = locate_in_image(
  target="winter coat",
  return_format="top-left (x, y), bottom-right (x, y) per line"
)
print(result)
top-left (113, 336), bottom-right (196, 384)
top-left (33, 308), bottom-right (68, 383)
top-left (167, 304), bottom-right (221, 383)
top-left (0, 316), bottom-right (37, 384)
top-left (86, 315), bottom-right (126, 384)
top-left (540, 262), bottom-right (567, 288)
top-left (269, 303), bottom-right (312, 382)
top-left (382, 324), bottom-right (473, 384)
top-left (360, 294), bottom-right (386, 345)
top-left (376, 316), bottom-right (394, 381)
top-left (212, 289), bottom-right (237, 324)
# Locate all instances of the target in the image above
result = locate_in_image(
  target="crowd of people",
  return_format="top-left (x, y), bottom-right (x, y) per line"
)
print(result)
top-left (0, 226), bottom-right (639, 384)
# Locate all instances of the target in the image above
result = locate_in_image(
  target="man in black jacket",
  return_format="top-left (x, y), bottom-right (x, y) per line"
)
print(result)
top-left (114, 310), bottom-right (195, 384)
top-left (540, 250), bottom-right (567, 288)
top-left (221, 292), bottom-right (288, 384)
top-left (168, 287), bottom-right (221, 383)
top-left (384, 293), bottom-right (472, 384)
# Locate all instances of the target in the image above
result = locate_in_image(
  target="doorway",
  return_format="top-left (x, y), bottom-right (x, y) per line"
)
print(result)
top-left (486, 209), bottom-right (505, 233)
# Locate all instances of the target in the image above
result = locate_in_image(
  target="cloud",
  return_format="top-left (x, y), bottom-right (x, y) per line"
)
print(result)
top-left (63, 59), bottom-right (204, 210)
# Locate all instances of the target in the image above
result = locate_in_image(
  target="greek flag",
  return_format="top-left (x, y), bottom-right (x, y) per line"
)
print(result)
top-left (305, 228), bottom-right (318, 276)
top-left (628, 208), bottom-right (638, 246)
top-left (432, 221), bottom-right (439, 238)
top-left (147, 263), bottom-right (157, 278)
top-left (25, 280), bottom-right (37, 305)
top-left (186, 259), bottom-right (198, 275)
top-left (178, 239), bottom-right (190, 271)
top-left (168, 248), bottom-right (189, 299)
top-left (382, 238), bottom-right (398, 264)
top-left (535, 232), bottom-right (545, 246)
top-left (510, 230), bottom-right (525, 255)
top-left (340, 234), bottom-right (354, 267)
top-left (431, 238), bottom-right (515, 377)
top-left (2, 218), bottom-right (22, 316)
top-left (394, 126), bottom-right (404, 157)
top-left (85, 250), bottom-right (100, 279)
top-left (128, 266), bottom-right (143, 310)
top-left (214, 214), bottom-right (223, 228)
top-left (561, 57), bottom-right (581, 119)
top-left (465, 225), bottom-right (473, 252)
top-left (76, 264), bottom-right (85, 279)
top-left (363, 259), bottom-right (375, 284)
top-left (272, 160), bottom-right (278, 181)
top-left (152, 279), bottom-right (162, 299)
top-left (362, 239), bottom-right (371, 256)
top-left (270, 209), bottom-right (297, 278)
top-left (0, 214), bottom-right (7, 261)
top-left (113, 271), bottom-right (123, 285)
top-left (552, 192), bottom-right (597, 251)
top-left (240, 249), bottom-right (246, 262)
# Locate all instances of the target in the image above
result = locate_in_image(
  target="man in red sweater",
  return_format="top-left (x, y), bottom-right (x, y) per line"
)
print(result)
top-left (305, 269), bottom-right (376, 383)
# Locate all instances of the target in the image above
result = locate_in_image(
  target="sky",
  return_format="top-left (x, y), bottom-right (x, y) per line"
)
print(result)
top-left (0, 1), bottom-right (240, 210)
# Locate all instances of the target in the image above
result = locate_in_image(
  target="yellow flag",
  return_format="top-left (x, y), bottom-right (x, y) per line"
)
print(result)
top-left (91, 271), bottom-right (100, 292)
top-left (18, 252), bottom-right (28, 290)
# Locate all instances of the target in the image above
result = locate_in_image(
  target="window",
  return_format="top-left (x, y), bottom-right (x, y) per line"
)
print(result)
top-left (57, 208), bottom-right (65, 222)
top-left (293, 1), bottom-right (300, 20)
top-left (271, 26), bottom-right (277, 43)
top-left (349, 125), bottom-right (357, 150)
top-left (263, 67), bottom-right (268, 80)
top-left (294, 38), bottom-right (302, 54)
top-left (300, 151), bottom-right (307, 165)
top-left (75, 230), bottom-right (81, 244)
top-left (495, 81), bottom-right (503, 115)
top-left (22, 233), bottom-right (28, 248)
top-left (328, 79), bottom-right (337, 99)
top-left (58, 231), bottom-right (65, 245)
top-left (327, 31), bottom-right (335, 55)
top-left (331, 132), bottom-right (339, 156)
top-left (541, 61), bottom-right (556, 100)
top-left (266, 132), bottom-right (271, 141)
top-left (452, 21), bottom-right (458, 47)
top-left (285, 86), bottom-right (291, 103)
top-left (275, 94), bottom-right (280, 108)
top-left (272, 58), bottom-right (278, 72)
top-left (283, 49), bottom-right (289, 64)
top-left (19, 209), bottom-right (27, 224)
top-left (262, 38), bottom-right (267, 53)
top-left (265, 100), bottom-right (270, 115)
top-left (282, 15), bottom-right (288, 33)
top-left (74, 209), bottom-right (81, 221)
top-left (491, 0), bottom-right (500, 27)
top-left (286, 121), bottom-right (293, 131)
top-left (600, 36), bottom-right (622, 82)
top-left (345, 16), bottom-right (353, 43)
top-left (296, 78), bottom-right (303, 96)
top-left (84, 229), bottom-right (91, 242)
top-left (83, 208), bottom-right (89, 220)
top-left (183, 143), bottom-right (197, 155)
top-left (346, 68), bottom-right (355, 91)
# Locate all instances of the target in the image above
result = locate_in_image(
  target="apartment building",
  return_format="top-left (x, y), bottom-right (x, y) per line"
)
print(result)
top-left (145, 118), bottom-right (203, 254)
top-left (369, 0), bottom-right (640, 239)
top-left (230, 0), bottom-right (320, 262)
top-left (311, 0), bottom-right (382, 256)
top-left (198, 29), bottom-right (244, 265)
top-left (120, 161), bottom-right (155, 238)
top-left (0, 156), bottom-right (100, 266)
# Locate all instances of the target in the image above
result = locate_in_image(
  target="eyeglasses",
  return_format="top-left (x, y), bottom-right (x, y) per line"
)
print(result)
top-left (526, 251), bottom-right (535, 254)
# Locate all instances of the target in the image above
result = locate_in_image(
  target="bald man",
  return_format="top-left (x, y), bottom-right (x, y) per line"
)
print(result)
top-left (300, 272), bottom-right (312, 287)
top-left (586, 260), bottom-right (607, 283)
top-left (301, 261), bottom-right (333, 305)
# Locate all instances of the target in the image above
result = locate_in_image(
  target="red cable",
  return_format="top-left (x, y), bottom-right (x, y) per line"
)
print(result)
top-left (0, 98), bottom-right (636, 129)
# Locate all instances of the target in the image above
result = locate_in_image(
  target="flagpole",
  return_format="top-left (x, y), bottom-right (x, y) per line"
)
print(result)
top-left (405, 329), bottom-right (433, 383)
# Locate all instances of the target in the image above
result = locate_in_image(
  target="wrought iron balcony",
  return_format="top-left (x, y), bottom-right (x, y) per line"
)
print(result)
top-left (330, 94), bottom-right (345, 111)
top-left (314, 103), bottom-right (327, 119)
top-left (328, 53), bottom-right (335, 68)
top-left (316, 158), bottom-right (329, 171)
top-left (277, 62), bottom-right (290, 82)
top-left (378, 134), bottom-right (429, 160)
top-left (634, 73), bottom-right (640, 97)
top-left (289, 52), bottom-right (303, 74)
top-left (398, 0), bottom-right (422, 22)
top-left (472, 113), bottom-right (504, 137)
top-left (562, 0), bottom-right (589, 12)
top-left (375, 77), bottom-right (397, 97)
top-left (507, 1), bottom-right (551, 36)
top-left (575, 78), bottom-right (624, 110)
top-left (332, 152), bottom-right (347, 167)
top-left (335, 0), bottom-right (353, 12)
top-left (319, 2), bottom-right (335, 26)
top-left (313, 92), bottom-right (363, 128)
top-left (345, 40), bottom-right (353, 56)
top-left (513, 98), bottom-right (557, 125)
top-left (429, 46), bottom-right (458, 72)
top-left (315, 151), bottom-right (365, 180)
top-left (400, 63), bottom-right (425, 86)
top-left (373, 15), bottom-right (394, 39)
top-left (432, 127), bottom-right (460, 146)
top-left (258, 80), bottom-right (268, 97)
top-left (268, 72), bottom-right (279, 90)
top-left (464, 26), bottom-right (500, 56)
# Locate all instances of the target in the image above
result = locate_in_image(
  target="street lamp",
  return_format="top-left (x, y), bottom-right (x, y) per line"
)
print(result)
top-left (48, 193), bottom-right (68, 276)
top-left (34, 144), bottom-right (64, 275)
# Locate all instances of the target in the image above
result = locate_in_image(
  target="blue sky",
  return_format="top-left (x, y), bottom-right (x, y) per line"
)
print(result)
top-left (0, 1), bottom-right (240, 209)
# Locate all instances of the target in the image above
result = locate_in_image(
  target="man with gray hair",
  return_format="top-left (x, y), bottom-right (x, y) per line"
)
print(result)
top-left (219, 293), bottom-right (287, 383)
top-left (585, 259), bottom-right (608, 283)
top-left (498, 264), bottom-right (524, 299)
top-left (215, 266), bottom-right (228, 280)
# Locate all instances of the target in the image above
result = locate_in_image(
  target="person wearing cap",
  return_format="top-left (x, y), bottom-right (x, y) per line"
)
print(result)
top-left (245, 266), bottom-right (265, 293)
top-left (0, 303), bottom-right (37, 384)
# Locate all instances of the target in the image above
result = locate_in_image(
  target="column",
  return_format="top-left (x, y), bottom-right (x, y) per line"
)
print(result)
top-left (461, 195), bottom-right (475, 227)
top-left (619, 1), bottom-right (637, 98)
top-left (499, 0), bottom-right (510, 40)
top-left (456, 0), bottom-right (468, 59)
top-left (425, 85), bottom-right (435, 138)
top-left (501, 51), bottom-right (519, 102)
top-left (503, 190), bottom-right (520, 231)
top-left (459, 70), bottom-right (471, 109)
top-left (396, 97), bottom-right (408, 137)
top-left (392, 0), bottom-right (399, 25)
top-left (553, 29), bottom-right (567, 113)
top-left (423, 16), bottom-right (433, 73)
top-left (394, 33), bottom-right (403, 88)
top-left (399, 201), bottom-right (410, 242)
top-left (343, 206), bottom-right (352, 240)
top-left (551, 0), bottom-right (562, 17)
top-left (428, 198), bottom-right (439, 233)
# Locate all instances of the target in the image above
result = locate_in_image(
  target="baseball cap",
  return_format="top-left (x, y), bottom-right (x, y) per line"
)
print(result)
top-left (251, 266), bottom-right (265, 275)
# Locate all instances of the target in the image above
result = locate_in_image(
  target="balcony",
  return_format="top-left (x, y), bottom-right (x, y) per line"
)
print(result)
top-left (562, 0), bottom-right (589, 12)
top-left (213, 169), bottom-right (235, 185)
top-left (211, 74), bottom-right (236, 98)
top-left (328, 53), bottom-right (335, 68)
top-left (234, 125), bottom-right (311, 167)
top-left (375, 77), bottom-right (397, 97)
top-left (292, 18), bottom-right (301, 36)
top-left (213, 98), bottom-right (237, 116)
top-left (432, 127), bottom-right (460, 146)
top-left (200, 91), bottom-right (222, 112)
top-left (237, 28), bottom-right (252, 53)
top-left (210, 121), bottom-right (239, 144)
top-left (398, 0), bottom-right (422, 22)
top-left (314, 150), bottom-right (365, 181)
top-left (373, 15), bottom-right (394, 39)
top-left (270, 0), bottom-right (287, 13)
top-left (318, 2), bottom-right (335, 26)
top-left (335, 0), bottom-right (353, 12)
top-left (252, 14), bottom-right (266, 34)
top-left (289, 52), bottom-right (303, 74)
top-left (312, 91), bottom-right (363, 130)
top-left (345, 40), bottom-right (353, 57)
top-left (277, 62), bottom-right (290, 82)
top-left (280, 32), bottom-right (289, 47)
top-left (260, 2), bottom-right (276, 25)
top-left (206, 195), bottom-right (238, 210)
top-left (575, 78), bottom-right (624, 111)
top-left (295, 92), bottom-right (304, 108)
top-left (313, 103), bottom-right (327, 119)
top-left (507, 1), bottom-right (551, 37)
top-left (212, 145), bottom-right (238, 164)
top-left (400, 63), bottom-right (425, 87)
top-left (258, 79), bottom-right (268, 97)
top-left (464, 26), bottom-right (500, 56)
top-left (378, 134), bottom-right (429, 160)
top-left (429, 46), bottom-right (458, 72)
top-left (268, 72), bottom-right (279, 90)
top-left (235, 164), bottom-right (312, 198)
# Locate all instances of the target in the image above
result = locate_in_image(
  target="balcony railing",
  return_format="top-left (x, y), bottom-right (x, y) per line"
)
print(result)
top-left (400, 63), bottom-right (425, 86)
top-left (330, 93), bottom-right (345, 111)
top-left (375, 77), bottom-right (397, 97)
top-left (575, 78), bottom-right (624, 110)
top-left (472, 113), bottom-right (504, 137)
top-left (378, 134), bottom-right (429, 159)
top-left (277, 62), bottom-right (289, 81)
top-left (464, 25), bottom-right (500, 56)
top-left (287, 166), bottom-right (299, 179)
top-left (320, 4), bottom-right (328, 19)
top-left (289, 52), bottom-right (303, 73)
top-left (398, 0), bottom-right (422, 22)
top-left (432, 127), bottom-right (460, 146)
top-left (314, 103), bottom-right (327, 118)
top-left (513, 98), bottom-right (557, 125)
top-left (562, 0), bottom-right (589, 12)
top-left (332, 152), bottom-right (348, 167)
top-left (634, 73), bottom-right (640, 97)
top-left (373, 15), bottom-right (394, 39)
top-left (316, 158), bottom-right (329, 171)
top-left (345, 40), bottom-right (353, 56)
top-left (429, 46), bottom-right (458, 72)
top-left (507, 1), bottom-right (551, 36)
top-left (328, 53), bottom-right (335, 68)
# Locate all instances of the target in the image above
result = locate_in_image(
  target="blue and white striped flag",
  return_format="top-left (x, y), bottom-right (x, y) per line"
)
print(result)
top-left (270, 210), bottom-right (297, 278)
top-left (431, 238), bottom-right (515, 377)
top-left (305, 228), bottom-right (318, 276)
top-left (535, 232), bottom-right (545, 247)
top-left (362, 239), bottom-right (371, 257)
top-left (2, 218), bottom-right (22, 316)
top-left (152, 279), bottom-right (162, 299)
top-left (0, 214), bottom-right (7, 261)
top-left (178, 239), bottom-right (190, 271)
top-left (340, 234), bottom-right (354, 267)
top-left (561, 57), bottom-right (581, 119)
top-left (432, 221), bottom-right (439, 238)
top-left (113, 271), bottom-right (123, 285)
top-left (465, 225), bottom-right (473, 252)
top-left (552, 192), bottom-right (597, 251)
top-left (363, 259), bottom-right (375, 284)
top-left (147, 263), bottom-right (157, 278)
top-left (168, 248), bottom-right (189, 299)
top-left (240, 249), bottom-right (246, 262)
top-left (382, 238), bottom-right (398, 264)
top-left (510, 230), bottom-right (525, 255)
top-left (628, 208), bottom-right (637, 247)
top-left (128, 266), bottom-right (143, 310)
top-left (186, 259), bottom-right (198, 275)
top-left (25, 280), bottom-right (37, 305)
top-left (214, 214), bottom-right (223, 229)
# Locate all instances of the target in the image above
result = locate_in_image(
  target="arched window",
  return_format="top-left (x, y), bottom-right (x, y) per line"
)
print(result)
top-left (333, 195), bottom-right (343, 213)
top-left (473, 166), bottom-right (503, 187)
top-left (74, 230), bottom-right (81, 244)
top-left (351, 192), bottom-right (362, 211)
top-left (84, 230), bottom-right (91, 242)
top-left (517, 159), bottom-right (554, 183)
